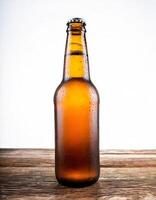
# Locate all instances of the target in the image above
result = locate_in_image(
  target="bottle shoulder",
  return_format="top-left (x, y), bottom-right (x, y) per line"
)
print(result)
top-left (54, 78), bottom-right (99, 103)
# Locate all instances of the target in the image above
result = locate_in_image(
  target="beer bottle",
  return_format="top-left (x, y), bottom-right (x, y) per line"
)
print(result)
top-left (54, 18), bottom-right (100, 187)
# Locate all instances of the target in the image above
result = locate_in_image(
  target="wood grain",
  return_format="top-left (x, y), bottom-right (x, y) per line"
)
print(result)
top-left (0, 149), bottom-right (156, 200)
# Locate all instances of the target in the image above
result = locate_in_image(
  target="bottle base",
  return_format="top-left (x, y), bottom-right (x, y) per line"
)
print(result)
top-left (57, 177), bottom-right (99, 188)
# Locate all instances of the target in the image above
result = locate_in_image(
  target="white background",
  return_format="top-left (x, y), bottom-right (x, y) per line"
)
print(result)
top-left (0, 0), bottom-right (156, 149)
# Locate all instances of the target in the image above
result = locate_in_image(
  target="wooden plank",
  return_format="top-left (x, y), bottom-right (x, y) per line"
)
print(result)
top-left (0, 149), bottom-right (54, 167)
top-left (1, 149), bottom-right (156, 167)
top-left (1, 166), bottom-right (156, 183)
top-left (1, 166), bottom-right (156, 199)
top-left (0, 149), bottom-right (156, 200)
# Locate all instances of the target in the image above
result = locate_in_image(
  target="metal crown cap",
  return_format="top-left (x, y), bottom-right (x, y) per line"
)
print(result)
top-left (67, 18), bottom-right (86, 26)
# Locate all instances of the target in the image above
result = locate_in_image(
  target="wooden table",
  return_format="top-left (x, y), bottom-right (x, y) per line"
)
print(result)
top-left (0, 149), bottom-right (156, 200)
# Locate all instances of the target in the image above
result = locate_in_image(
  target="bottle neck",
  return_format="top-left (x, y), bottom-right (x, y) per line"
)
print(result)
top-left (63, 30), bottom-right (90, 81)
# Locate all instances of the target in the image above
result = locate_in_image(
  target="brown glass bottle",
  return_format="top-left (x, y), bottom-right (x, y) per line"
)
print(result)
top-left (54, 18), bottom-right (100, 187)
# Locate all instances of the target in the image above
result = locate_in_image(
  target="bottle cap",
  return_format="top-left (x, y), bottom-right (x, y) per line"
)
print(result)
top-left (67, 18), bottom-right (86, 26)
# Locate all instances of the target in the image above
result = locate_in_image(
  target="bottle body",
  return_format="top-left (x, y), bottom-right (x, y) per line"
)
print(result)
top-left (54, 18), bottom-right (100, 187)
top-left (54, 78), bottom-right (99, 186)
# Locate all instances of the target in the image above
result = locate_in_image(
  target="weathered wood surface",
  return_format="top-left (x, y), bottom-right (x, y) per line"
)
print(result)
top-left (0, 149), bottom-right (156, 200)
